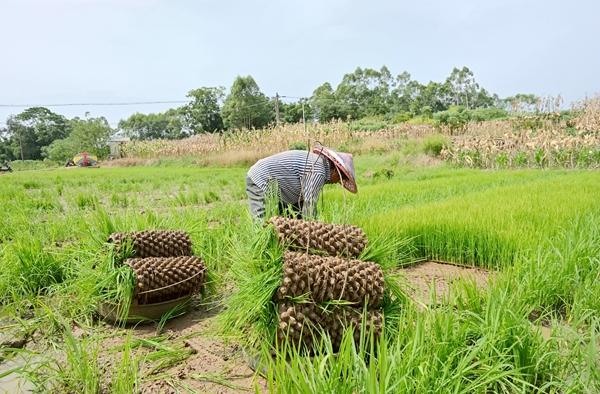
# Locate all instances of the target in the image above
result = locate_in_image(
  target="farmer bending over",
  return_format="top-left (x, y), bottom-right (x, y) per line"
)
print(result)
top-left (246, 145), bottom-right (357, 220)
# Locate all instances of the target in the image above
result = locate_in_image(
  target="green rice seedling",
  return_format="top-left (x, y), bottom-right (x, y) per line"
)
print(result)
top-left (351, 171), bottom-right (600, 268)
top-left (187, 372), bottom-right (251, 391)
top-left (74, 193), bottom-right (99, 210)
top-left (20, 322), bottom-right (102, 394)
top-left (56, 329), bottom-right (101, 393)
top-left (110, 334), bottom-right (140, 394)
top-left (203, 190), bottom-right (220, 204)
top-left (156, 301), bottom-right (190, 333)
top-left (218, 225), bottom-right (283, 348)
top-left (0, 238), bottom-right (65, 304)
top-left (96, 264), bottom-right (136, 321)
top-left (505, 210), bottom-right (600, 322)
top-left (120, 336), bottom-right (194, 375)
top-left (262, 298), bottom-right (562, 393)
top-left (22, 180), bottom-right (42, 190)
top-left (110, 192), bottom-right (129, 208)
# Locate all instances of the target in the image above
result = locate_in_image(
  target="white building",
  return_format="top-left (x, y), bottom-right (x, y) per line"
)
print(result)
top-left (107, 132), bottom-right (130, 159)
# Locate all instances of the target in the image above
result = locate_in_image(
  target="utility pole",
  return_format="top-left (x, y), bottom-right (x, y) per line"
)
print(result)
top-left (302, 101), bottom-right (307, 134)
top-left (275, 93), bottom-right (281, 126)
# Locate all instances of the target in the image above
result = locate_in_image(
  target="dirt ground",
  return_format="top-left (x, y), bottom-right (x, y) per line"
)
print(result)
top-left (0, 301), bottom-right (265, 394)
top-left (102, 302), bottom-right (266, 394)
top-left (0, 261), bottom-right (508, 393)
top-left (399, 260), bottom-right (493, 305)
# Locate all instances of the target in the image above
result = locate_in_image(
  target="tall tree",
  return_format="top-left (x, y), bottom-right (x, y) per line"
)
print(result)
top-left (0, 126), bottom-right (12, 161)
top-left (335, 66), bottom-right (394, 118)
top-left (390, 71), bottom-right (421, 114)
top-left (183, 87), bottom-right (225, 133)
top-left (503, 94), bottom-right (539, 112)
top-left (445, 67), bottom-right (494, 109)
top-left (5, 107), bottom-right (70, 160)
top-left (412, 82), bottom-right (452, 115)
top-left (118, 109), bottom-right (185, 140)
top-left (280, 99), bottom-right (312, 123)
top-left (221, 76), bottom-right (274, 130)
top-left (44, 116), bottom-right (112, 162)
top-left (310, 82), bottom-right (345, 122)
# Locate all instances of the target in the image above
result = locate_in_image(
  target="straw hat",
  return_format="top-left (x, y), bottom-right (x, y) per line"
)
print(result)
top-left (313, 145), bottom-right (357, 193)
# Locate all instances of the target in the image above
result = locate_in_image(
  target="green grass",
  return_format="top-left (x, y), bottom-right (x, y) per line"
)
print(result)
top-left (0, 156), bottom-right (599, 392)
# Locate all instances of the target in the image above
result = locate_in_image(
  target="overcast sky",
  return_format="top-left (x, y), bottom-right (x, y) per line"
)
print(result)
top-left (1, 0), bottom-right (599, 126)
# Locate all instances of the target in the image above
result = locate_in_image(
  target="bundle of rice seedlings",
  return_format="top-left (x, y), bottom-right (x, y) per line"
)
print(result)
top-left (277, 251), bottom-right (384, 307)
top-left (276, 302), bottom-right (384, 349)
top-left (96, 229), bottom-right (210, 322)
top-left (219, 221), bottom-right (413, 352)
top-left (269, 216), bottom-right (368, 258)
top-left (108, 230), bottom-right (192, 258)
top-left (125, 256), bottom-right (206, 304)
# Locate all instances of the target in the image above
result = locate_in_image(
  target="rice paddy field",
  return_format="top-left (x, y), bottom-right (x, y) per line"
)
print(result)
top-left (0, 152), bottom-right (599, 393)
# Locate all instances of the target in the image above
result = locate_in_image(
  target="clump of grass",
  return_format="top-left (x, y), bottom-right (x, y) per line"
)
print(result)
top-left (110, 335), bottom-right (140, 393)
top-left (174, 190), bottom-right (201, 206)
top-left (421, 133), bottom-right (450, 157)
top-left (22, 181), bottom-right (41, 190)
top-left (110, 193), bottom-right (130, 208)
top-left (74, 193), bottom-right (99, 210)
top-left (203, 190), bottom-right (220, 204)
top-left (20, 323), bottom-right (102, 394)
top-left (0, 238), bottom-right (65, 304)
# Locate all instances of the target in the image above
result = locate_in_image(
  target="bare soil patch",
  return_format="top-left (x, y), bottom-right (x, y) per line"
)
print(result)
top-left (400, 260), bottom-right (493, 304)
top-left (101, 302), bottom-right (265, 394)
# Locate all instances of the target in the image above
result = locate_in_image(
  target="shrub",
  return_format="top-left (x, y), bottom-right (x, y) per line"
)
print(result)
top-left (288, 141), bottom-right (308, 151)
top-left (422, 134), bottom-right (450, 157)
top-left (433, 106), bottom-right (471, 134)
top-left (391, 112), bottom-right (412, 123)
top-left (470, 107), bottom-right (509, 121)
top-left (347, 116), bottom-right (390, 132)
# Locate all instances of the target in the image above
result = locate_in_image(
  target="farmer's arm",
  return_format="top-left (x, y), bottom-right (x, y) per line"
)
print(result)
top-left (301, 173), bottom-right (326, 218)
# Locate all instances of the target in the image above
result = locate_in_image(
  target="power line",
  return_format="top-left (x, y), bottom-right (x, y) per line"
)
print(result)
top-left (0, 100), bottom-right (189, 108)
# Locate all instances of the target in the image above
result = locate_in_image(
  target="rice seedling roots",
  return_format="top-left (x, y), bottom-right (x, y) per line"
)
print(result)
top-left (277, 251), bottom-right (384, 308)
top-left (269, 216), bottom-right (368, 258)
top-left (125, 256), bottom-right (206, 304)
top-left (108, 230), bottom-right (192, 258)
top-left (277, 303), bottom-right (383, 349)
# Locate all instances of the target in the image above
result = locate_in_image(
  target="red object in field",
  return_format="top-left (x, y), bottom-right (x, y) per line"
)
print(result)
top-left (73, 152), bottom-right (98, 167)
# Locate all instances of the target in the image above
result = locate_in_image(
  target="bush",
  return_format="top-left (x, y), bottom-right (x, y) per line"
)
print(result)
top-left (288, 141), bottom-right (308, 151)
top-left (433, 106), bottom-right (471, 134)
top-left (422, 134), bottom-right (450, 157)
top-left (470, 107), bottom-right (509, 122)
top-left (10, 160), bottom-right (59, 171)
top-left (391, 112), bottom-right (412, 123)
top-left (434, 106), bottom-right (509, 134)
top-left (44, 138), bottom-right (77, 162)
top-left (347, 116), bottom-right (390, 132)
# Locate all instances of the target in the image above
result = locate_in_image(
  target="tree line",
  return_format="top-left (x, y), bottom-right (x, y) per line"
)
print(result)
top-left (0, 66), bottom-right (540, 162)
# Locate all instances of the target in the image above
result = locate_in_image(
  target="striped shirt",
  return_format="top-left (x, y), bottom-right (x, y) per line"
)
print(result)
top-left (247, 150), bottom-right (332, 217)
